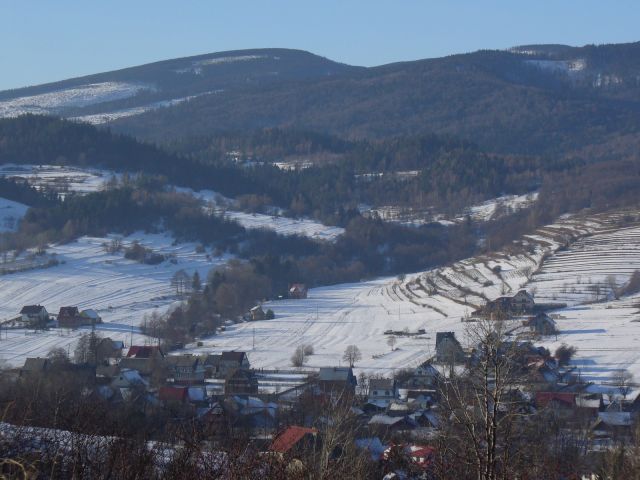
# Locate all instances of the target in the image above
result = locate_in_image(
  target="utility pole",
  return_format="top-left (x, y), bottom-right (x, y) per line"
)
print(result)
top-left (252, 328), bottom-right (255, 350)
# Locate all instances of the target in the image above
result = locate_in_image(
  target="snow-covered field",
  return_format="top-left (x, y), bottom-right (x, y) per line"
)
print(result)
top-left (184, 212), bottom-right (621, 377)
top-left (0, 233), bottom-right (225, 366)
top-left (537, 296), bottom-right (640, 385)
top-left (362, 191), bottom-right (539, 227)
top-left (0, 82), bottom-right (150, 118)
top-left (181, 187), bottom-right (345, 241)
top-left (528, 225), bottom-right (640, 306)
top-left (0, 164), bottom-right (113, 196)
top-left (0, 197), bottom-right (28, 232)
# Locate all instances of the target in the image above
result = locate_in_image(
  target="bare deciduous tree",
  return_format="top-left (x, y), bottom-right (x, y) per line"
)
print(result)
top-left (342, 345), bottom-right (362, 367)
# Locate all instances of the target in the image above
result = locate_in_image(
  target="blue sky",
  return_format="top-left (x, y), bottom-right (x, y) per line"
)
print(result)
top-left (1, 0), bottom-right (639, 90)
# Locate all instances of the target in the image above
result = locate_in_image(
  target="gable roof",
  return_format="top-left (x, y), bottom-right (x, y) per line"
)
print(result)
top-left (127, 345), bottom-right (163, 358)
top-left (319, 366), bottom-right (354, 382)
top-left (20, 305), bottom-right (46, 315)
top-left (536, 391), bottom-right (576, 408)
top-left (270, 426), bottom-right (317, 453)
top-left (166, 355), bottom-right (199, 367)
top-left (435, 332), bottom-right (461, 348)
top-left (221, 351), bottom-right (247, 363)
top-left (22, 357), bottom-right (49, 372)
top-left (159, 386), bottom-right (189, 403)
top-left (369, 378), bottom-right (394, 391)
top-left (58, 306), bottom-right (80, 317)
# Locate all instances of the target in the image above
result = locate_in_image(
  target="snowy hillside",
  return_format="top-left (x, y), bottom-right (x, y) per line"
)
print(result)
top-left (0, 197), bottom-right (28, 232)
top-left (182, 211), bottom-right (623, 377)
top-left (0, 82), bottom-right (150, 118)
top-left (0, 233), bottom-right (225, 366)
top-left (0, 164), bottom-right (343, 240)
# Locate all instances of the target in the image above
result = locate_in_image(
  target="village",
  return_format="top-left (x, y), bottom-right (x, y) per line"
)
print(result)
top-left (3, 286), bottom-right (637, 477)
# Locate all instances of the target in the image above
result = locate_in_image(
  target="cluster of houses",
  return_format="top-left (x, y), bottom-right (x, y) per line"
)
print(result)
top-left (14, 304), bottom-right (102, 329)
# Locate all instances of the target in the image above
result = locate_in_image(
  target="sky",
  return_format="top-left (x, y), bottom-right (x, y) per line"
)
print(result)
top-left (1, 0), bottom-right (639, 90)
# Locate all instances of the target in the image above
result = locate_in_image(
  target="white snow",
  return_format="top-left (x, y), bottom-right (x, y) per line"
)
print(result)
top-left (0, 164), bottom-right (114, 196)
top-left (182, 210), bottom-right (640, 386)
top-left (525, 59), bottom-right (587, 75)
top-left (0, 197), bottom-right (28, 232)
top-left (179, 187), bottom-right (345, 241)
top-left (196, 55), bottom-right (269, 66)
top-left (71, 91), bottom-right (222, 125)
top-left (0, 233), bottom-right (227, 366)
top-left (0, 82), bottom-right (150, 118)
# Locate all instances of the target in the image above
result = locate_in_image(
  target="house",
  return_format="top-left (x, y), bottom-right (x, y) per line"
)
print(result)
top-left (435, 332), bottom-right (465, 364)
top-left (368, 414), bottom-right (417, 433)
top-left (224, 368), bottom-right (259, 396)
top-left (127, 345), bottom-right (164, 359)
top-left (270, 426), bottom-right (318, 454)
top-left (249, 305), bottom-right (266, 321)
top-left (19, 305), bottom-right (49, 327)
top-left (368, 378), bottom-right (396, 406)
top-left (288, 283), bottom-right (308, 299)
top-left (200, 354), bottom-right (222, 378)
top-left (166, 355), bottom-right (205, 384)
top-left (318, 367), bottom-right (357, 397)
top-left (80, 309), bottom-right (102, 324)
top-left (478, 290), bottom-right (535, 317)
top-left (111, 369), bottom-right (148, 389)
top-left (592, 412), bottom-right (633, 438)
top-left (95, 338), bottom-right (124, 363)
top-left (405, 361), bottom-right (441, 388)
top-left (406, 445), bottom-right (436, 470)
top-left (57, 306), bottom-right (94, 329)
top-left (159, 386), bottom-right (189, 404)
top-left (121, 346), bottom-right (166, 376)
top-left (218, 351), bottom-right (250, 377)
top-left (20, 357), bottom-right (50, 376)
top-left (526, 313), bottom-right (557, 336)
top-left (535, 391), bottom-right (577, 411)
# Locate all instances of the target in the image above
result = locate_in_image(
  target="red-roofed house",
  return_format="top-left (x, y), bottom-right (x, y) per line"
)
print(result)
top-left (127, 345), bottom-right (164, 359)
top-left (535, 391), bottom-right (576, 410)
top-left (270, 426), bottom-right (318, 454)
top-left (159, 386), bottom-right (189, 404)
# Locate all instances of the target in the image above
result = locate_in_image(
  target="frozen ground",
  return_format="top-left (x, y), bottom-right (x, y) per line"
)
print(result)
top-left (0, 82), bottom-right (150, 118)
top-left (0, 233), bottom-right (226, 367)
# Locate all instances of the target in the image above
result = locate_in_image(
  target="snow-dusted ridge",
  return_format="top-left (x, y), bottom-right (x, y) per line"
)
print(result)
top-left (0, 82), bottom-right (151, 118)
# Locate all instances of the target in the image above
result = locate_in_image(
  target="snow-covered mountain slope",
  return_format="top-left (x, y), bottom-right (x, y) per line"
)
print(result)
top-left (183, 211), bottom-right (627, 377)
top-left (0, 49), bottom-right (358, 125)
top-left (0, 82), bottom-right (150, 118)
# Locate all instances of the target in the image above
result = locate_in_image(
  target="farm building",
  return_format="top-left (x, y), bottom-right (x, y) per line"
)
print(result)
top-left (289, 283), bottom-right (308, 299)
top-left (19, 305), bottom-right (49, 327)
top-left (435, 332), bottom-right (465, 364)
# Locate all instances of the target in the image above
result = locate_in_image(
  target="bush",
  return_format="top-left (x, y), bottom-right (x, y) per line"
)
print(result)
top-left (303, 344), bottom-right (314, 356)
top-left (291, 346), bottom-right (305, 367)
top-left (555, 344), bottom-right (577, 366)
top-left (265, 308), bottom-right (275, 320)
